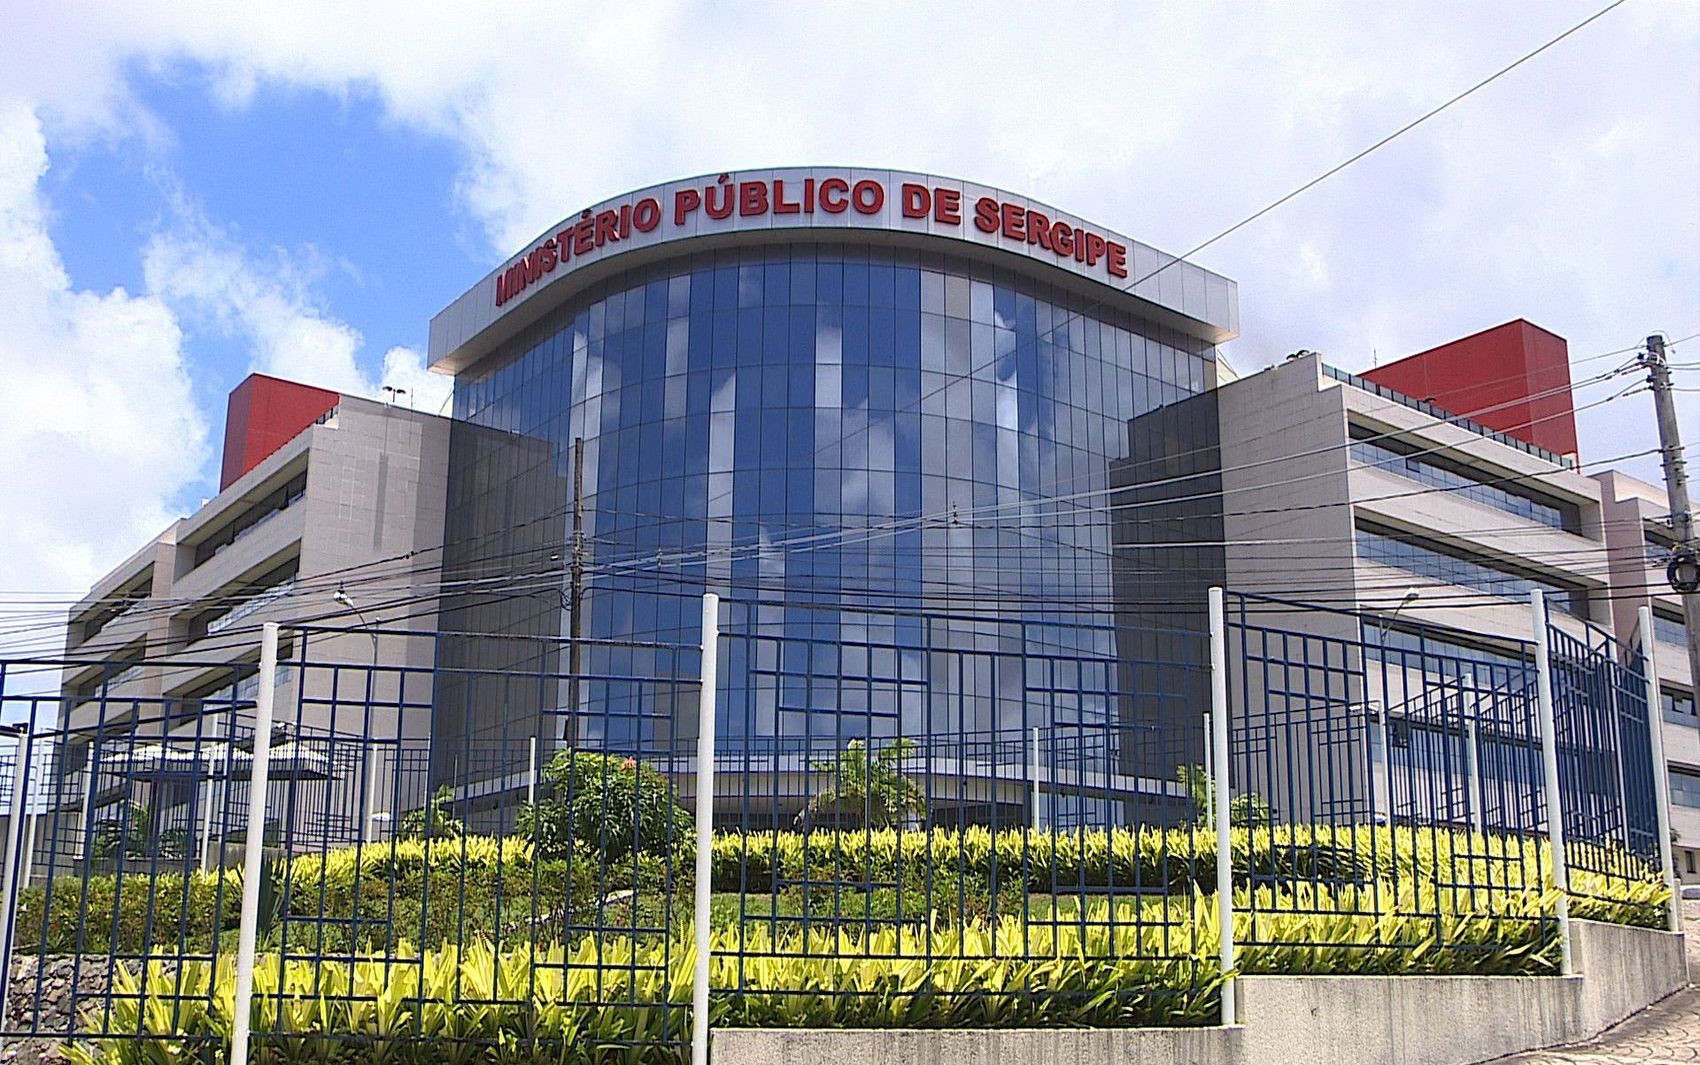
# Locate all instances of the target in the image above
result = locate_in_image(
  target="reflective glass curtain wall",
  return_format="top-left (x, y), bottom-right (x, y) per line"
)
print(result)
top-left (436, 242), bottom-right (1217, 786)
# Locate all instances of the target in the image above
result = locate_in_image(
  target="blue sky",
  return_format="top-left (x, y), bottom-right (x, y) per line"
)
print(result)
top-left (43, 75), bottom-right (476, 430)
top-left (0, 0), bottom-right (1695, 654)
top-left (49, 79), bottom-right (475, 336)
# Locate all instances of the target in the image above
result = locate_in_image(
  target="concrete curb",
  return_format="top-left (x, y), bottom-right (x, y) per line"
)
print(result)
top-left (711, 920), bottom-right (1688, 1065)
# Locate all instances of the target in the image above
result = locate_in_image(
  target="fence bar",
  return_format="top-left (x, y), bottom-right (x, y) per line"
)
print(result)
top-left (1465, 718), bottom-right (1484, 834)
top-left (1530, 591), bottom-right (1571, 975)
top-left (1374, 701), bottom-right (1390, 826)
top-left (19, 813), bottom-right (36, 894)
top-left (692, 593), bottom-right (721, 1065)
top-left (1029, 726), bottom-right (1041, 830)
top-left (1208, 587), bottom-right (1236, 1025)
top-left (199, 767), bottom-right (216, 870)
top-left (528, 735), bottom-right (539, 806)
top-left (0, 723), bottom-right (35, 1040)
top-left (1637, 606), bottom-right (1680, 932)
top-left (360, 740), bottom-right (377, 843)
top-left (230, 622), bottom-right (280, 1065)
top-left (1201, 712), bottom-right (1214, 828)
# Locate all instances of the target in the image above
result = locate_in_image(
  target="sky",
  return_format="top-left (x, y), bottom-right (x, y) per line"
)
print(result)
top-left (0, 0), bottom-right (1696, 642)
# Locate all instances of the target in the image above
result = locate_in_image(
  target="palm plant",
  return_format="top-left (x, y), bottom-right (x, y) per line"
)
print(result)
top-left (795, 738), bottom-right (926, 830)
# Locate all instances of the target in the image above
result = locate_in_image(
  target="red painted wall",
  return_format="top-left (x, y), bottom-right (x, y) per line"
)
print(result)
top-left (219, 374), bottom-right (341, 490)
top-left (1362, 319), bottom-right (1578, 460)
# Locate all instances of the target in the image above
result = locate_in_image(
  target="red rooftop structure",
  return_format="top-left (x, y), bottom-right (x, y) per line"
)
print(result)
top-left (1363, 319), bottom-right (1578, 461)
top-left (218, 373), bottom-right (341, 490)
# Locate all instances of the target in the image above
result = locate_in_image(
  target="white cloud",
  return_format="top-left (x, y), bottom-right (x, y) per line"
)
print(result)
top-left (0, 105), bottom-right (449, 649)
top-left (141, 216), bottom-right (453, 412)
top-left (20, 0), bottom-right (1679, 448)
top-left (0, 102), bottom-right (207, 626)
top-left (380, 346), bottom-right (455, 417)
top-left (0, 0), bottom-right (1694, 626)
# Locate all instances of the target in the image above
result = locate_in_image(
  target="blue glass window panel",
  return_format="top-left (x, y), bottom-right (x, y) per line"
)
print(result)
top-left (816, 260), bottom-right (843, 303)
top-left (762, 366), bottom-right (789, 409)
top-left (788, 306), bottom-right (815, 357)
top-left (842, 308), bottom-right (870, 366)
top-left (842, 365), bottom-right (870, 411)
top-left (644, 279), bottom-right (668, 321)
top-left (689, 269), bottom-right (714, 316)
top-left (843, 260), bottom-right (871, 305)
top-left (763, 308), bottom-right (787, 362)
top-left (438, 243), bottom-right (1226, 764)
top-left (712, 265), bottom-right (738, 309)
top-left (789, 366), bottom-right (814, 408)
top-left (711, 311), bottom-right (738, 369)
top-left (869, 261), bottom-right (896, 307)
top-left (789, 259), bottom-right (815, 303)
top-left (763, 261), bottom-right (790, 305)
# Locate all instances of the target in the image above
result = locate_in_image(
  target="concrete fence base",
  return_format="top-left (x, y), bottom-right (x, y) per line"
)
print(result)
top-left (713, 920), bottom-right (1688, 1065)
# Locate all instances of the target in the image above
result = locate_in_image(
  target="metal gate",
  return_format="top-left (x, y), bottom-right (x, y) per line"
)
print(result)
top-left (1545, 613), bottom-right (1664, 904)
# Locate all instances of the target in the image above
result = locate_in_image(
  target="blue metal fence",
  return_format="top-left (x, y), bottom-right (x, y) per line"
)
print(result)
top-left (0, 592), bottom-right (1674, 1061)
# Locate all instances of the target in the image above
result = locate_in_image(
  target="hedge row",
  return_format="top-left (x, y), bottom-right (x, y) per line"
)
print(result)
top-left (13, 838), bottom-right (601, 956)
top-left (707, 823), bottom-right (1574, 895)
top-left (66, 883), bottom-right (1570, 1064)
top-left (15, 825), bottom-right (1666, 957)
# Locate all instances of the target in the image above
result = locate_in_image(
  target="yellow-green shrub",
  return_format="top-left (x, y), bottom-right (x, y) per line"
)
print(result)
top-left (64, 879), bottom-right (1586, 1065)
top-left (12, 869), bottom-right (242, 956)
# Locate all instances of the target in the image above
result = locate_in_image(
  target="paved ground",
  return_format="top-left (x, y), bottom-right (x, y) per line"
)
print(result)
top-left (1481, 900), bottom-right (1700, 1065)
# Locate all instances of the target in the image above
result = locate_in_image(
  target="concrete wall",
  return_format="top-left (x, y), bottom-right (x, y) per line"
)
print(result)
top-left (712, 920), bottom-right (1687, 1065)
top-left (1215, 356), bottom-right (1368, 824)
top-left (47, 395), bottom-right (455, 865)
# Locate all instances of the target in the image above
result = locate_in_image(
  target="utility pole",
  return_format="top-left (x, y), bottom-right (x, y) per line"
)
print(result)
top-left (1641, 334), bottom-right (1700, 731)
top-left (565, 437), bottom-right (586, 747)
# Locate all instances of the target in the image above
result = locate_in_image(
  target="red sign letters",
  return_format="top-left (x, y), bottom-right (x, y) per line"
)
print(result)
top-left (495, 174), bottom-right (1130, 307)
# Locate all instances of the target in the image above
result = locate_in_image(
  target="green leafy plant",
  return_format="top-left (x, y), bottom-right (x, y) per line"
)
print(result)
top-left (281, 835), bottom-right (597, 952)
top-left (397, 786), bottom-right (463, 840)
top-left (516, 749), bottom-right (692, 862)
top-left (12, 868), bottom-right (242, 955)
top-left (1177, 764), bottom-right (1275, 827)
top-left (795, 738), bottom-right (926, 831)
top-left (88, 800), bottom-right (151, 861)
top-left (63, 881), bottom-right (1594, 1065)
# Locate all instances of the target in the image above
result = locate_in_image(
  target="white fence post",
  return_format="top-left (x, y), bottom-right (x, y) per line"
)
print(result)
top-left (1208, 587), bottom-right (1236, 1025)
top-left (1530, 591), bottom-right (1572, 975)
top-left (230, 622), bottom-right (279, 1065)
top-left (692, 593), bottom-right (720, 1065)
top-left (0, 723), bottom-right (36, 1038)
top-left (1637, 606), bottom-right (1680, 933)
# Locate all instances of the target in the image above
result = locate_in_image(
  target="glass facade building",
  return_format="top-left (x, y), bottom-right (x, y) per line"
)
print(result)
top-left (433, 237), bottom-right (1224, 780)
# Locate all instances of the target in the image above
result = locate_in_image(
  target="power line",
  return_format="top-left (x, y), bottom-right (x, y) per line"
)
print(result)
top-left (0, 349), bottom-right (1641, 627)
top-left (0, 386), bottom-right (1666, 657)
